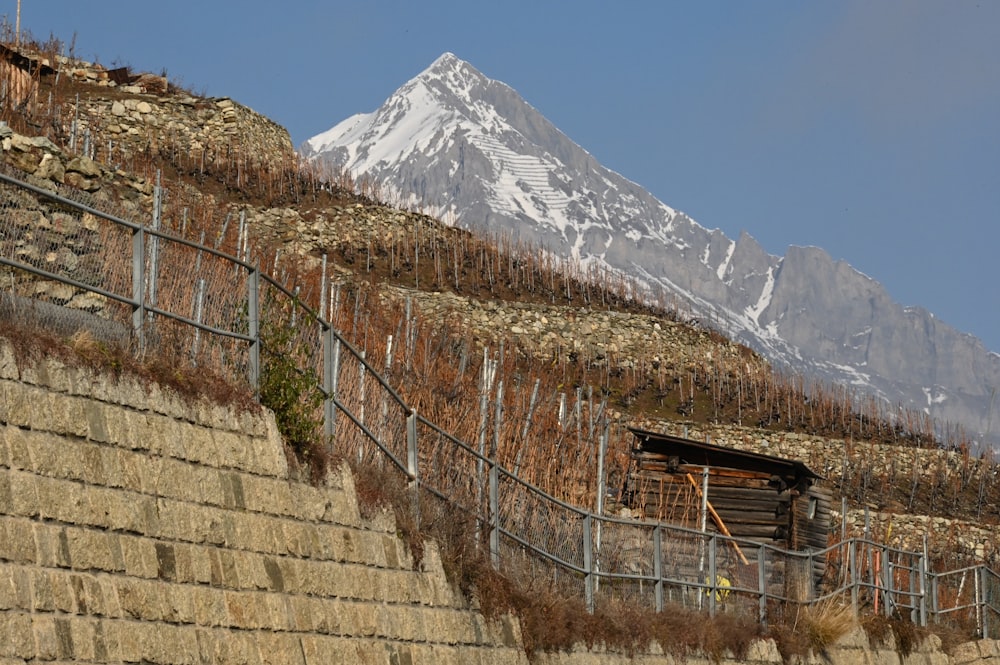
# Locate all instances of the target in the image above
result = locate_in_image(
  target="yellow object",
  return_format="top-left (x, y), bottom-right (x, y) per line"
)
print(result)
top-left (705, 574), bottom-right (732, 602)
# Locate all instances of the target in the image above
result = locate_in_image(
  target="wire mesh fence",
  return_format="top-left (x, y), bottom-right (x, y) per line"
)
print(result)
top-left (1, 164), bottom-right (998, 636)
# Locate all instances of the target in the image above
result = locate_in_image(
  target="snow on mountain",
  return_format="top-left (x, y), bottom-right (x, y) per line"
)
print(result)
top-left (302, 53), bottom-right (1000, 447)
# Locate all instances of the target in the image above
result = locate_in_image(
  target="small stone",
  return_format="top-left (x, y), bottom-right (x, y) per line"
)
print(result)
top-left (36, 152), bottom-right (65, 182)
top-left (66, 155), bottom-right (102, 178)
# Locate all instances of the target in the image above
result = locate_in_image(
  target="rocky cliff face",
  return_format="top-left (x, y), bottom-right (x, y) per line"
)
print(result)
top-left (303, 53), bottom-right (1000, 447)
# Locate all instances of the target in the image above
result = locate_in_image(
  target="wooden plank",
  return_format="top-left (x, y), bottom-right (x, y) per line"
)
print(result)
top-left (633, 455), bottom-right (775, 479)
top-left (706, 497), bottom-right (788, 509)
top-left (634, 469), bottom-right (775, 489)
top-left (630, 499), bottom-right (789, 519)
top-left (629, 488), bottom-right (785, 503)
top-left (633, 452), bottom-right (776, 477)
top-left (676, 464), bottom-right (773, 480)
top-left (722, 525), bottom-right (785, 539)
top-left (709, 506), bottom-right (783, 517)
top-left (713, 512), bottom-right (784, 524)
top-left (630, 475), bottom-right (787, 500)
top-left (685, 473), bottom-right (750, 565)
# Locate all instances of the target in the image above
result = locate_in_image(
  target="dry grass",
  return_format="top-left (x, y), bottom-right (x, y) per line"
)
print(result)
top-left (798, 599), bottom-right (858, 654)
top-left (861, 613), bottom-right (924, 658)
top-left (347, 457), bottom-right (777, 660)
top-left (0, 316), bottom-right (257, 416)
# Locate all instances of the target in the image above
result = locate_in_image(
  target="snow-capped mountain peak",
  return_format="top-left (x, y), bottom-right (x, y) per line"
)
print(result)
top-left (302, 52), bottom-right (1000, 446)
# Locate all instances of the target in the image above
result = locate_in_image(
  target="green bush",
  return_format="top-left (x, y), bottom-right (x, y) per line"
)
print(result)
top-left (258, 310), bottom-right (326, 478)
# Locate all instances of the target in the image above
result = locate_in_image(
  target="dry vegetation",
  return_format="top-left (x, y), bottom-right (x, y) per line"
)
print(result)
top-left (350, 456), bottom-right (965, 661)
top-left (0, 25), bottom-right (993, 657)
top-left (0, 316), bottom-right (257, 415)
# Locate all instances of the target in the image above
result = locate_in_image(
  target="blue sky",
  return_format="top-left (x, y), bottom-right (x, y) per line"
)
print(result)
top-left (13, 1), bottom-right (1000, 352)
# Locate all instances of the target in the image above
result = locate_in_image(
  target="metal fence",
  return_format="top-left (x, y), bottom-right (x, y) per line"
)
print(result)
top-left (1, 165), bottom-right (998, 636)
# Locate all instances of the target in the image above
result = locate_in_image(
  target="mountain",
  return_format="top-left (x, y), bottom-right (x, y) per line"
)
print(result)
top-left (301, 52), bottom-right (1000, 447)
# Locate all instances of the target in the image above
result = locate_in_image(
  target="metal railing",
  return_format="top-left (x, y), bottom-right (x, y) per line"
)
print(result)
top-left (1, 164), bottom-right (997, 635)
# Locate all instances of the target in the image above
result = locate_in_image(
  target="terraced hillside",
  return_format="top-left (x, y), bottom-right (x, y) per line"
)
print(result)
top-left (2, 33), bottom-right (998, 578)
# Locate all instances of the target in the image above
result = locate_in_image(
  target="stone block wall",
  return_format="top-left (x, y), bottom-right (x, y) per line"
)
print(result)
top-left (532, 629), bottom-right (957, 665)
top-left (67, 93), bottom-right (295, 172)
top-left (0, 339), bottom-right (526, 664)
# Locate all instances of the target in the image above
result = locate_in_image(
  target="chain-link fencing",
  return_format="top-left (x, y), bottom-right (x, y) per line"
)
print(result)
top-left (1, 165), bottom-right (998, 635)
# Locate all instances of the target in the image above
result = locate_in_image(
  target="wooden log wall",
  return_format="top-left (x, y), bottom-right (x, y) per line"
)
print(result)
top-left (631, 454), bottom-right (831, 555)
top-left (625, 448), bottom-right (834, 599)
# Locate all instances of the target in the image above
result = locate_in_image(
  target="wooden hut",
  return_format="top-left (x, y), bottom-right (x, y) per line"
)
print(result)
top-left (0, 43), bottom-right (55, 108)
top-left (624, 427), bottom-right (832, 596)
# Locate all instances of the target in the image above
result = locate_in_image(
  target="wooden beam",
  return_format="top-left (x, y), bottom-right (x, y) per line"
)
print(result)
top-left (685, 473), bottom-right (750, 565)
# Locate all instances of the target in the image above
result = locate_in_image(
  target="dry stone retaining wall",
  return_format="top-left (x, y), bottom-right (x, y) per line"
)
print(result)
top-left (68, 93), bottom-right (294, 171)
top-left (37, 49), bottom-right (295, 172)
top-left (0, 339), bottom-right (526, 664)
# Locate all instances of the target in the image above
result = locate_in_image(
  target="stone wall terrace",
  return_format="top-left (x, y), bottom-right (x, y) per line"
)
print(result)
top-left (0, 338), bottom-right (526, 664)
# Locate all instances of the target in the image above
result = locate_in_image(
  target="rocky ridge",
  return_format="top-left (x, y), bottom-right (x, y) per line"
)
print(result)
top-left (14, 46), bottom-right (294, 173)
top-left (303, 52), bottom-right (1000, 449)
top-left (73, 93), bottom-right (294, 171)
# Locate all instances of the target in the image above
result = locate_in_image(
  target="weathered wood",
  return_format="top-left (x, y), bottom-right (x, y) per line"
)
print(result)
top-left (685, 473), bottom-right (750, 565)
top-left (630, 488), bottom-right (776, 503)
top-left (704, 497), bottom-right (790, 510)
top-left (631, 474), bottom-right (789, 500)
top-left (635, 465), bottom-right (776, 489)
top-left (640, 507), bottom-right (780, 531)
top-left (714, 515), bottom-right (786, 528)
top-left (626, 429), bottom-right (833, 600)
top-left (720, 525), bottom-right (786, 539)
top-left (676, 464), bottom-right (773, 480)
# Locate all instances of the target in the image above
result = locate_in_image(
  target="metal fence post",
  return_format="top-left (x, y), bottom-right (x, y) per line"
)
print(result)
top-left (882, 545), bottom-right (895, 617)
top-left (849, 540), bottom-right (858, 612)
top-left (759, 546), bottom-right (768, 626)
top-left (976, 566), bottom-right (984, 637)
top-left (322, 325), bottom-right (339, 445)
top-left (407, 409), bottom-right (420, 532)
top-left (489, 462), bottom-right (500, 570)
top-left (930, 570), bottom-right (939, 625)
top-left (406, 410), bottom-right (418, 481)
top-left (921, 535), bottom-right (930, 627)
top-left (247, 265), bottom-right (260, 393)
top-left (147, 171), bottom-right (161, 316)
top-left (708, 534), bottom-right (718, 617)
top-left (653, 526), bottom-right (663, 612)
top-left (131, 224), bottom-right (145, 354)
top-left (981, 566), bottom-right (990, 639)
top-left (583, 515), bottom-right (595, 613)
top-left (917, 551), bottom-right (927, 627)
